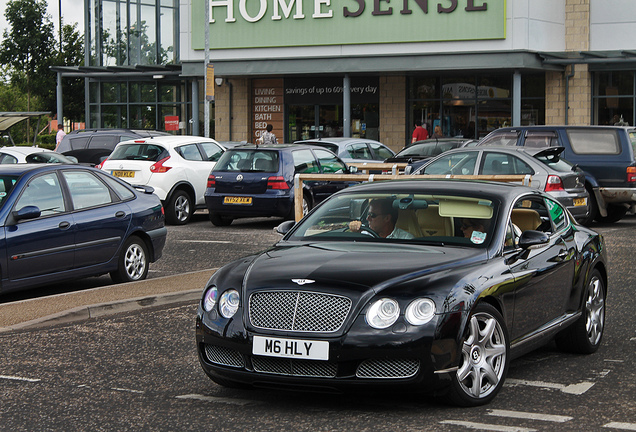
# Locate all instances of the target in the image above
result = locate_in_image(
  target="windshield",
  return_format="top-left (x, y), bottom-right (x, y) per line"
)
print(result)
top-left (397, 141), bottom-right (460, 157)
top-left (479, 132), bottom-right (520, 147)
top-left (288, 191), bottom-right (496, 248)
top-left (0, 175), bottom-right (18, 209)
top-left (214, 149), bottom-right (280, 172)
top-left (535, 153), bottom-right (576, 172)
top-left (26, 152), bottom-right (76, 164)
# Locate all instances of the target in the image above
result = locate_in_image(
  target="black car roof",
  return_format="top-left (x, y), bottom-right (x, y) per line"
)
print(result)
top-left (0, 163), bottom-right (94, 176)
top-left (341, 178), bottom-right (537, 201)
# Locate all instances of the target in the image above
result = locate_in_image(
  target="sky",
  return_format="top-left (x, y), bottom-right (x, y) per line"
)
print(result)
top-left (0, 0), bottom-right (84, 39)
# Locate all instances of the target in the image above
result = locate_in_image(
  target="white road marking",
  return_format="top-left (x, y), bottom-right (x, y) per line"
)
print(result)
top-left (176, 393), bottom-right (258, 406)
top-left (603, 422), bottom-right (636, 431)
top-left (505, 378), bottom-right (595, 395)
top-left (111, 387), bottom-right (145, 394)
top-left (439, 420), bottom-right (535, 432)
top-left (605, 359), bottom-right (625, 362)
top-left (630, 337), bottom-right (636, 342)
top-left (180, 240), bottom-right (233, 244)
top-left (487, 409), bottom-right (573, 423)
top-left (0, 375), bottom-right (41, 383)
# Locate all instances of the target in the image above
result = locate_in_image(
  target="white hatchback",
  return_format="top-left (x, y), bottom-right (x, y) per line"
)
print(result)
top-left (99, 136), bottom-right (225, 224)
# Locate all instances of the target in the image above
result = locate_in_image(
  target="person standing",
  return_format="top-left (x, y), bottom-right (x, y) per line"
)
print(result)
top-left (411, 120), bottom-right (429, 144)
top-left (55, 124), bottom-right (66, 151)
top-left (261, 124), bottom-right (278, 145)
top-left (432, 125), bottom-right (444, 138)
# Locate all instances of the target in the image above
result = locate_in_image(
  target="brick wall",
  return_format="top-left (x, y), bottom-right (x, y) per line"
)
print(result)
top-left (379, 76), bottom-right (407, 152)
top-left (546, 0), bottom-right (591, 125)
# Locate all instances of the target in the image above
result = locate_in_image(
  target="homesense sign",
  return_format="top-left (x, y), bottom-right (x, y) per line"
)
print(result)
top-left (192, 0), bottom-right (506, 49)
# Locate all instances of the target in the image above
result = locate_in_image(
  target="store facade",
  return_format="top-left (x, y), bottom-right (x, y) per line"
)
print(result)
top-left (54, 0), bottom-right (636, 152)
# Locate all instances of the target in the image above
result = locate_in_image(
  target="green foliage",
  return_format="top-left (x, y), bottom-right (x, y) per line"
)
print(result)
top-left (0, 0), bottom-right (56, 110)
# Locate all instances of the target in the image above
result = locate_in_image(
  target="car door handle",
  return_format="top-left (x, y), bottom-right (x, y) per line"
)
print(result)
top-left (59, 221), bottom-right (71, 230)
top-left (556, 250), bottom-right (569, 261)
top-left (115, 211), bottom-right (126, 218)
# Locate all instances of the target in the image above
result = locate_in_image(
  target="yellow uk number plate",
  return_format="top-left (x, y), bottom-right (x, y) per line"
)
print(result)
top-left (112, 170), bottom-right (135, 178)
top-left (573, 197), bottom-right (587, 206)
top-left (224, 196), bottom-right (252, 205)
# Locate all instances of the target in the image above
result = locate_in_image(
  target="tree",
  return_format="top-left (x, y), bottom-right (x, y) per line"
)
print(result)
top-left (55, 23), bottom-right (85, 122)
top-left (0, 0), bottom-right (56, 142)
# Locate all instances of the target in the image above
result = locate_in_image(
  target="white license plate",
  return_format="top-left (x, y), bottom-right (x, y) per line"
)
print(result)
top-left (252, 336), bottom-right (329, 360)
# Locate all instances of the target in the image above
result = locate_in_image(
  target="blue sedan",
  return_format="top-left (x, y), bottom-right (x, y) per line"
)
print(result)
top-left (0, 164), bottom-right (167, 294)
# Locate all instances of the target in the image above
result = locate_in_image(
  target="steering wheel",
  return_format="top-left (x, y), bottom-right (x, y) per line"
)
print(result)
top-left (344, 221), bottom-right (380, 238)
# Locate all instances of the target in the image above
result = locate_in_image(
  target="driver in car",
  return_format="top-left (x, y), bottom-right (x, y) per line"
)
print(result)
top-left (349, 198), bottom-right (414, 239)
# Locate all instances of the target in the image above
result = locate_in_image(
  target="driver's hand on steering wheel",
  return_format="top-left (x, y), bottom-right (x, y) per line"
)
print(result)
top-left (349, 220), bottom-right (362, 232)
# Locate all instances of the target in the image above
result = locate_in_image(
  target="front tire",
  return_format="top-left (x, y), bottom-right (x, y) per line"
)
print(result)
top-left (110, 236), bottom-right (149, 283)
top-left (446, 303), bottom-right (509, 407)
top-left (166, 190), bottom-right (193, 225)
top-left (555, 269), bottom-right (605, 354)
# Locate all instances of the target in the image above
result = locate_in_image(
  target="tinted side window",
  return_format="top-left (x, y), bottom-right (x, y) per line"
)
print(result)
top-left (200, 142), bottom-right (224, 161)
top-left (347, 143), bottom-right (372, 160)
top-left (0, 153), bottom-right (18, 164)
top-left (97, 172), bottom-right (135, 200)
top-left (481, 153), bottom-right (533, 175)
top-left (15, 173), bottom-right (66, 216)
top-left (88, 135), bottom-right (118, 149)
top-left (369, 143), bottom-right (394, 159)
top-left (566, 129), bottom-right (621, 155)
top-left (292, 149), bottom-right (319, 173)
top-left (62, 170), bottom-right (113, 209)
top-left (314, 149), bottom-right (347, 173)
top-left (421, 152), bottom-right (477, 175)
top-left (177, 144), bottom-right (204, 161)
top-left (68, 136), bottom-right (90, 150)
top-left (524, 131), bottom-right (559, 147)
top-left (545, 197), bottom-right (569, 232)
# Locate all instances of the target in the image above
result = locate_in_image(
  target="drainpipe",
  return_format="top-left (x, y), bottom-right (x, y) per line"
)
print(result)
top-left (228, 80), bottom-right (233, 141)
top-left (565, 65), bottom-right (575, 125)
top-left (343, 74), bottom-right (351, 137)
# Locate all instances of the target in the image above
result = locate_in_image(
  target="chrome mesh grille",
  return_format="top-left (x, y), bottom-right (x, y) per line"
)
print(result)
top-left (204, 344), bottom-right (245, 368)
top-left (356, 359), bottom-right (420, 379)
top-left (252, 356), bottom-right (337, 378)
top-left (249, 291), bottom-right (351, 332)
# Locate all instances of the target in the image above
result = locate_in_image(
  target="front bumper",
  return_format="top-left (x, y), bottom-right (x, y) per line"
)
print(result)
top-left (195, 307), bottom-right (463, 394)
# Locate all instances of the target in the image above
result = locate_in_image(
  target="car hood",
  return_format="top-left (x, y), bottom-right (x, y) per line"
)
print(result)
top-left (242, 241), bottom-right (486, 295)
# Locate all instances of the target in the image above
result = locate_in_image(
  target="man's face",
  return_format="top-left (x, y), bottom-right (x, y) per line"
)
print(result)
top-left (366, 203), bottom-right (391, 233)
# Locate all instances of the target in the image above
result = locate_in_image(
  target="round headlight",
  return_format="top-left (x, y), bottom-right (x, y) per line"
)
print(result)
top-left (203, 286), bottom-right (218, 312)
top-left (219, 289), bottom-right (240, 318)
top-left (405, 298), bottom-right (436, 325)
top-left (366, 298), bottom-right (400, 329)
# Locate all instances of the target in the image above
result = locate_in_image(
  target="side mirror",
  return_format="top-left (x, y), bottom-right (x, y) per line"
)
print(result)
top-left (348, 165), bottom-right (358, 174)
top-left (12, 205), bottom-right (41, 222)
top-left (274, 220), bottom-right (295, 235)
top-left (518, 230), bottom-right (549, 249)
top-left (404, 165), bottom-right (413, 175)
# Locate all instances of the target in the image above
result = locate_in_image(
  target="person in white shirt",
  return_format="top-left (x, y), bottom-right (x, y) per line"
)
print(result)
top-left (349, 198), bottom-right (414, 239)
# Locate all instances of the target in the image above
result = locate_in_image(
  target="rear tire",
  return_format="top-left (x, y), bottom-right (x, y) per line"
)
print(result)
top-left (595, 204), bottom-right (627, 224)
top-left (578, 191), bottom-right (597, 226)
top-left (446, 303), bottom-right (509, 407)
top-left (166, 190), bottom-right (193, 225)
top-left (110, 236), bottom-right (149, 283)
top-left (555, 269), bottom-right (605, 354)
top-left (209, 212), bottom-right (233, 226)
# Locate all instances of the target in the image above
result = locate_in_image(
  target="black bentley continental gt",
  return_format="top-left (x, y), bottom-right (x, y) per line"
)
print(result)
top-left (196, 179), bottom-right (607, 406)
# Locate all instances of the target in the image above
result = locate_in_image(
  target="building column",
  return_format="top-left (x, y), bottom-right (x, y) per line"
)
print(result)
top-left (512, 71), bottom-right (521, 126)
top-left (192, 79), bottom-right (199, 135)
top-left (379, 76), bottom-right (407, 152)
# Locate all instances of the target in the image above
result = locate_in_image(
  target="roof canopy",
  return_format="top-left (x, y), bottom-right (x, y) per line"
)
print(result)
top-left (0, 112), bottom-right (51, 133)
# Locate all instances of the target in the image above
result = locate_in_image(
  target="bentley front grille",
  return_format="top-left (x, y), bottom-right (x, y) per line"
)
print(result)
top-left (249, 291), bottom-right (351, 333)
top-left (204, 344), bottom-right (245, 368)
top-left (252, 356), bottom-right (338, 378)
top-left (356, 359), bottom-right (420, 379)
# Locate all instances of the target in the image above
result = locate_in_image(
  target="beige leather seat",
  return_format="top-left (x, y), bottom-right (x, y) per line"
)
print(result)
top-left (416, 206), bottom-right (454, 236)
top-left (396, 210), bottom-right (423, 237)
top-left (511, 208), bottom-right (541, 232)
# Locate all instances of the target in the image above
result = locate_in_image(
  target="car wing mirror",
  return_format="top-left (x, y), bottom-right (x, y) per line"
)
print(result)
top-left (348, 165), bottom-right (358, 174)
top-left (518, 230), bottom-right (549, 250)
top-left (404, 165), bottom-right (413, 175)
top-left (12, 205), bottom-right (41, 222)
top-left (274, 220), bottom-right (295, 235)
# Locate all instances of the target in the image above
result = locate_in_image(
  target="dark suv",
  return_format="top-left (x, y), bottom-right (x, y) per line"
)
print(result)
top-left (478, 126), bottom-right (636, 224)
top-left (205, 144), bottom-right (357, 226)
top-left (56, 129), bottom-right (169, 165)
